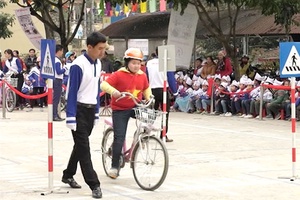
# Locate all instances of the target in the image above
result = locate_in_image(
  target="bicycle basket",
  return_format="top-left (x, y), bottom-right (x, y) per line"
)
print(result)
top-left (133, 107), bottom-right (162, 125)
top-left (7, 78), bottom-right (18, 87)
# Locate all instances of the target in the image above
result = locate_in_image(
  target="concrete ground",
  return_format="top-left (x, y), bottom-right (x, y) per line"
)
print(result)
top-left (1, 108), bottom-right (300, 200)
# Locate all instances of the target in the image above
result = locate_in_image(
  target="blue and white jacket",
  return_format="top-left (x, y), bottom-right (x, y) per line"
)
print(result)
top-left (4, 57), bottom-right (22, 74)
top-left (28, 66), bottom-right (46, 88)
top-left (66, 53), bottom-right (101, 127)
top-left (55, 57), bottom-right (65, 79)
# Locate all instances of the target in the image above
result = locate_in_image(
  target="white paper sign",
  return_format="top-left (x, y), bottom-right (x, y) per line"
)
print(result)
top-left (15, 7), bottom-right (44, 50)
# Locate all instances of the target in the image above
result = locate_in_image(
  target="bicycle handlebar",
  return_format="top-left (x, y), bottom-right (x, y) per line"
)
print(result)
top-left (116, 92), bottom-right (155, 108)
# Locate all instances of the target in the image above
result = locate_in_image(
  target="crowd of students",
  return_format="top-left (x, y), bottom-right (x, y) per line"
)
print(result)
top-left (172, 65), bottom-right (297, 121)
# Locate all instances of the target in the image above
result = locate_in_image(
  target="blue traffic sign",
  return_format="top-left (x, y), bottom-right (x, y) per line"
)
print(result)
top-left (40, 39), bottom-right (56, 79)
top-left (280, 42), bottom-right (300, 78)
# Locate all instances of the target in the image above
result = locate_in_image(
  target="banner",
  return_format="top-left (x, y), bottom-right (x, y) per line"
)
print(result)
top-left (140, 2), bottom-right (147, 13)
top-left (15, 7), bottom-right (43, 50)
top-left (167, 4), bottom-right (198, 69)
top-left (149, 0), bottom-right (156, 12)
top-left (160, 0), bottom-right (166, 11)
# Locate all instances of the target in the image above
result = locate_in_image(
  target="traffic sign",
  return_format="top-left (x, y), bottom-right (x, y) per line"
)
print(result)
top-left (280, 42), bottom-right (300, 78)
top-left (41, 39), bottom-right (56, 79)
top-left (158, 45), bottom-right (176, 72)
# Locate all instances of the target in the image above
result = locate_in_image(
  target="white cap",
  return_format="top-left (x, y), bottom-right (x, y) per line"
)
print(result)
top-left (265, 77), bottom-right (274, 84)
top-left (222, 75), bottom-right (231, 82)
top-left (214, 74), bottom-right (221, 80)
top-left (220, 82), bottom-right (228, 88)
top-left (202, 80), bottom-right (209, 86)
top-left (254, 73), bottom-right (264, 81)
top-left (231, 80), bottom-right (239, 87)
top-left (185, 77), bottom-right (193, 86)
top-left (273, 79), bottom-right (283, 86)
top-left (193, 81), bottom-right (201, 87)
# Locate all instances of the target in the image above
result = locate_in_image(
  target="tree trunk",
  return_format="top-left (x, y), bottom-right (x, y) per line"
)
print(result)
top-left (41, 10), bottom-right (54, 39)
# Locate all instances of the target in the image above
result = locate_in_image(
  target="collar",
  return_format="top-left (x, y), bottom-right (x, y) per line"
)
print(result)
top-left (119, 67), bottom-right (144, 75)
top-left (84, 53), bottom-right (98, 64)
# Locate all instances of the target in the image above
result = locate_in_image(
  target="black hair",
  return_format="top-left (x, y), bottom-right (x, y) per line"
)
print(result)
top-left (29, 48), bottom-right (35, 53)
top-left (196, 57), bottom-right (203, 62)
top-left (4, 49), bottom-right (13, 57)
top-left (155, 47), bottom-right (158, 56)
top-left (86, 32), bottom-right (107, 47)
top-left (124, 58), bottom-right (131, 68)
top-left (13, 50), bottom-right (19, 55)
top-left (56, 44), bottom-right (63, 53)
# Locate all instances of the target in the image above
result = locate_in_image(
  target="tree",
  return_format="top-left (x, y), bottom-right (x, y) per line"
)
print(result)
top-left (10, 0), bottom-right (86, 52)
top-left (0, 0), bottom-right (15, 39)
top-left (254, 0), bottom-right (300, 39)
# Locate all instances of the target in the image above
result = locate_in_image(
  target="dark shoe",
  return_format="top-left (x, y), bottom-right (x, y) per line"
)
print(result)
top-left (92, 187), bottom-right (102, 199)
top-left (166, 137), bottom-right (173, 142)
top-left (53, 117), bottom-right (64, 121)
top-left (62, 178), bottom-right (81, 188)
top-left (58, 116), bottom-right (65, 120)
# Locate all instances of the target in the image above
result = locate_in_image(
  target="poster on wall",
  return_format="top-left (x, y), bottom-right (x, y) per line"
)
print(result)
top-left (128, 39), bottom-right (149, 56)
top-left (15, 7), bottom-right (44, 50)
top-left (167, 4), bottom-right (198, 70)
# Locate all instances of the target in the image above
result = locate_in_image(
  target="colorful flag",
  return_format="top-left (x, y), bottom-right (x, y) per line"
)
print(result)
top-left (160, 0), bottom-right (166, 12)
top-left (149, 0), bottom-right (156, 12)
top-left (124, 3), bottom-right (130, 14)
top-left (132, 3), bottom-right (138, 12)
top-left (105, 2), bottom-right (112, 16)
top-left (99, 0), bottom-right (104, 16)
top-left (115, 3), bottom-right (120, 16)
top-left (140, 1), bottom-right (147, 13)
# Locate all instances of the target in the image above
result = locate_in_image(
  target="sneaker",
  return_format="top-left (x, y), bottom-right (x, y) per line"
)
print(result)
top-left (219, 113), bottom-right (225, 116)
top-left (200, 111), bottom-right (207, 115)
top-left (240, 114), bottom-right (246, 118)
top-left (244, 114), bottom-right (253, 119)
top-left (92, 187), bottom-right (102, 199)
top-left (108, 168), bottom-right (119, 179)
top-left (225, 112), bottom-right (232, 117)
top-left (256, 115), bottom-right (260, 119)
top-left (26, 107), bottom-right (33, 112)
top-left (265, 114), bottom-right (273, 119)
top-left (275, 113), bottom-right (281, 120)
top-left (235, 112), bottom-right (242, 116)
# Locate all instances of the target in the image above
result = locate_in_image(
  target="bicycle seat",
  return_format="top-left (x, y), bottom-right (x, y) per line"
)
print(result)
top-left (104, 117), bottom-right (113, 126)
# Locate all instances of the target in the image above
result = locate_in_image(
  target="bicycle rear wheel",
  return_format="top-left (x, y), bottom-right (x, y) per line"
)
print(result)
top-left (6, 89), bottom-right (16, 112)
top-left (132, 135), bottom-right (169, 191)
top-left (101, 127), bottom-right (114, 176)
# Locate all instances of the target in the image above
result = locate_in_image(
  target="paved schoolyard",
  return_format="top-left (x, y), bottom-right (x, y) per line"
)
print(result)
top-left (1, 108), bottom-right (300, 200)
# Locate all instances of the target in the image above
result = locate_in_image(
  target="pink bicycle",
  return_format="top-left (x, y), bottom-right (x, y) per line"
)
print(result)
top-left (101, 92), bottom-right (169, 190)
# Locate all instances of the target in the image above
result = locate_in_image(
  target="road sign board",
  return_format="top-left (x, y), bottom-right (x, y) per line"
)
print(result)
top-left (41, 39), bottom-right (56, 79)
top-left (158, 45), bottom-right (176, 72)
top-left (280, 42), bottom-right (300, 78)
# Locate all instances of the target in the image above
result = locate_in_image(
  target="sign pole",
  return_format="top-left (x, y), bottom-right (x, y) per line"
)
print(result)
top-left (37, 39), bottom-right (68, 195)
top-left (290, 77), bottom-right (297, 180)
top-left (278, 42), bottom-right (299, 181)
top-left (162, 49), bottom-right (168, 143)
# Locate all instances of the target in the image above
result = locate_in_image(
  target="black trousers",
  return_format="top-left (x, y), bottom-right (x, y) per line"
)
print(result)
top-left (12, 73), bottom-right (24, 107)
top-left (63, 105), bottom-right (100, 190)
top-left (151, 88), bottom-right (171, 136)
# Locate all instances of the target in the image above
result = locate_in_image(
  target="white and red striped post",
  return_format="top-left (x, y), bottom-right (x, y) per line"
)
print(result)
top-left (290, 77), bottom-right (297, 180)
top-left (47, 79), bottom-right (54, 190)
top-left (162, 48), bottom-right (168, 143)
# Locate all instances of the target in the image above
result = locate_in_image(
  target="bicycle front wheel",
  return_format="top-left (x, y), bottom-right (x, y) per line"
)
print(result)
top-left (132, 135), bottom-right (169, 191)
top-left (101, 127), bottom-right (114, 176)
top-left (6, 89), bottom-right (16, 112)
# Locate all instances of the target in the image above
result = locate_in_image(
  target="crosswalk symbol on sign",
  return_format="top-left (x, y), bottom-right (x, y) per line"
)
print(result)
top-left (280, 43), bottom-right (300, 78)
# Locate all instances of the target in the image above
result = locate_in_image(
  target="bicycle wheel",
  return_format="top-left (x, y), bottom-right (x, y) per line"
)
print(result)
top-left (132, 135), bottom-right (169, 191)
top-left (101, 127), bottom-right (114, 176)
top-left (6, 89), bottom-right (16, 112)
top-left (60, 90), bottom-right (66, 112)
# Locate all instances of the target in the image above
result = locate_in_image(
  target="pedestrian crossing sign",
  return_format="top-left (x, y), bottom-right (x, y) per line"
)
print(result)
top-left (280, 42), bottom-right (300, 78)
top-left (41, 39), bottom-right (55, 79)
